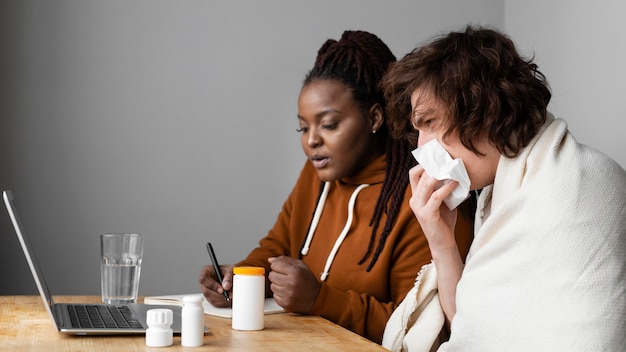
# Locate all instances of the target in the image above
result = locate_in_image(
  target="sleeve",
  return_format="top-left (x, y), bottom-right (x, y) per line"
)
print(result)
top-left (236, 161), bottom-right (318, 294)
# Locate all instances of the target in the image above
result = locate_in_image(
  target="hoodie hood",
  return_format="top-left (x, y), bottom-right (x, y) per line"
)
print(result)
top-left (301, 154), bottom-right (386, 281)
top-left (339, 154), bottom-right (386, 186)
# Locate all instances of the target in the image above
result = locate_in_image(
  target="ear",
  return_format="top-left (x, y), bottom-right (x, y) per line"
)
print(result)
top-left (368, 103), bottom-right (384, 133)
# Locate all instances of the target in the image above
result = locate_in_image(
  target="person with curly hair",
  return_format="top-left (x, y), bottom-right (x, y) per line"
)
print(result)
top-left (381, 26), bottom-right (626, 351)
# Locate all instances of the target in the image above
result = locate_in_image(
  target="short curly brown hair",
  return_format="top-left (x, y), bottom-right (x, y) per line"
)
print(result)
top-left (381, 25), bottom-right (552, 158)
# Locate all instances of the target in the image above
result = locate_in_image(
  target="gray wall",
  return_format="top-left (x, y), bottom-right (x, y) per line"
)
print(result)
top-left (505, 0), bottom-right (626, 168)
top-left (2, 0), bottom-right (623, 297)
top-left (0, 0), bottom-right (503, 296)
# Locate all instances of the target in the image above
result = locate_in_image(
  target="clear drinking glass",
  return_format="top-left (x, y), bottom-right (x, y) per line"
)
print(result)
top-left (100, 233), bottom-right (144, 304)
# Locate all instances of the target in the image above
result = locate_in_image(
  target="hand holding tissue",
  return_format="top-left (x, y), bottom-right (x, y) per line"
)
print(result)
top-left (412, 139), bottom-right (471, 210)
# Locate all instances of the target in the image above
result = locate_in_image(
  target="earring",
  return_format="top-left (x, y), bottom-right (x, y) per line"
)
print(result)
top-left (372, 130), bottom-right (377, 134)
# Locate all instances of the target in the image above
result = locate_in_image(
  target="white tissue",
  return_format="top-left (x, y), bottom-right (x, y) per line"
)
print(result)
top-left (411, 139), bottom-right (471, 210)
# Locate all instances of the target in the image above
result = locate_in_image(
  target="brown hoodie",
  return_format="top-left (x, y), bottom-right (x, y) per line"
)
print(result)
top-left (238, 154), bottom-right (473, 343)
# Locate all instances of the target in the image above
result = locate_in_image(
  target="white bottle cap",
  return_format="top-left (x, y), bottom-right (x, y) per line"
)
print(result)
top-left (183, 295), bottom-right (203, 304)
top-left (146, 308), bottom-right (174, 347)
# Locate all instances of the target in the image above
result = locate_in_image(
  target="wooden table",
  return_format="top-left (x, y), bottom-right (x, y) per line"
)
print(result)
top-left (0, 296), bottom-right (388, 351)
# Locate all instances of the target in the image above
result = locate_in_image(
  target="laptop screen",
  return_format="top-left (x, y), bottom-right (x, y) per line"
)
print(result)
top-left (3, 190), bottom-right (59, 325)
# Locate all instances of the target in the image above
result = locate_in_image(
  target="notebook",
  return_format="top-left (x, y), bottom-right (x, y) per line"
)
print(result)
top-left (144, 293), bottom-right (285, 318)
top-left (2, 190), bottom-right (188, 335)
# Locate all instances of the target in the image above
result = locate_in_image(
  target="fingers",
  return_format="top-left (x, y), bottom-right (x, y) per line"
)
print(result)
top-left (409, 165), bottom-right (458, 213)
top-left (409, 166), bottom-right (460, 252)
top-left (424, 179), bottom-right (458, 211)
top-left (267, 256), bottom-right (298, 286)
top-left (409, 165), bottom-right (438, 215)
top-left (199, 264), bottom-right (233, 308)
top-left (199, 265), bottom-right (218, 288)
top-left (200, 283), bottom-right (230, 308)
top-left (267, 256), bottom-right (319, 313)
top-left (408, 164), bottom-right (425, 191)
top-left (267, 257), bottom-right (295, 307)
top-left (409, 165), bottom-right (442, 211)
top-left (438, 179), bottom-right (460, 197)
top-left (221, 272), bottom-right (233, 291)
top-left (268, 255), bottom-right (301, 272)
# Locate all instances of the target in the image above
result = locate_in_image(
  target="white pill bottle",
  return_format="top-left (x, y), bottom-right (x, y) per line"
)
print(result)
top-left (145, 308), bottom-right (173, 347)
top-left (232, 266), bottom-right (265, 331)
top-left (181, 295), bottom-right (204, 347)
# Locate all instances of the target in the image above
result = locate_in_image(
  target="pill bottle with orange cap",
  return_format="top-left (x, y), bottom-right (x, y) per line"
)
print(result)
top-left (232, 266), bottom-right (265, 331)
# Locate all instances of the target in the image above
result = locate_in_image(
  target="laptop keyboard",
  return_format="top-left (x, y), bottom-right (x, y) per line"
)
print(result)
top-left (67, 305), bottom-right (143, 329)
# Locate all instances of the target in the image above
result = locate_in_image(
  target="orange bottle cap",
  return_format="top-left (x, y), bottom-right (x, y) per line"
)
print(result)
top-left (233, 266), bottom-right (265, 275)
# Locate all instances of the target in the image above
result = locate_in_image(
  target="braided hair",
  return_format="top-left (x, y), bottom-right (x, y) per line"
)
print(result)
top-left (301, 30), bottom-right (416, 271)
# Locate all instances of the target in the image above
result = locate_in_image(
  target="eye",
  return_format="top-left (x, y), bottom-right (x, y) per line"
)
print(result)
top-left (296, 115), bottom-right (309, 133)
top-left (413, 117), bottom-right (435, 131)
top-left (321, 123), bottom-right (338, 130)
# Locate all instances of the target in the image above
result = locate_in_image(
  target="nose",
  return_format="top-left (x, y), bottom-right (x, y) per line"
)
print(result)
top-left (417, 132), bottom-right (434, 148)
top-left (307, 128), bottom-right (321, 148)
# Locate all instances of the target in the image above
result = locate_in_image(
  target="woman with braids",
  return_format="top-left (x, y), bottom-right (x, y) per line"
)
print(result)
top-left (381, 26), bottom-right (626, 351)
top-left (199, 30), bottom-right (474, 343)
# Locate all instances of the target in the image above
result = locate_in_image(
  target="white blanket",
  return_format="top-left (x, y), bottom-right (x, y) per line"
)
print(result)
top-left (382, 262), bottom-right (444, 352)
top-left (383, 115), bottom-right (626, 351)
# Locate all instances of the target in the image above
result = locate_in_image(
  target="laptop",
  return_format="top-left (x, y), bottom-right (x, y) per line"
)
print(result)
top-left (2, 189), bottom-right (185, 335)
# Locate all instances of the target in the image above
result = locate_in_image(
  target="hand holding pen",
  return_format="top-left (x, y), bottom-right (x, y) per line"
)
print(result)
top-left (199, 242), bottom-right (233, 306)
top-left (206, 242), bottom-right (231, 302)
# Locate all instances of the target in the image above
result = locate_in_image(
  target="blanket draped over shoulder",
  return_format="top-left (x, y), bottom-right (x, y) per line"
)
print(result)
top-left (383, 114), bottom-right (626, 352)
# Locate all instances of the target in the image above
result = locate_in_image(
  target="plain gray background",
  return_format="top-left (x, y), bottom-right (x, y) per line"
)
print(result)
top-left (1, 1), bottom-right (624, 296)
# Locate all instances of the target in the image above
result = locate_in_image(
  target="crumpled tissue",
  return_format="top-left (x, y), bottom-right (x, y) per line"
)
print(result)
top-left (411, 139), bottom-right (471, 210)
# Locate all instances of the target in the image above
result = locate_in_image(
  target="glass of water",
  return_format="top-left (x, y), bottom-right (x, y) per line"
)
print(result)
top-left (100, 233), bottom-right (144, 305)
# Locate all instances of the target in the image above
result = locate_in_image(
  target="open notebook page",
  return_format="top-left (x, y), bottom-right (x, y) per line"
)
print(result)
top-left (143, 293), bottom-right (284, 318)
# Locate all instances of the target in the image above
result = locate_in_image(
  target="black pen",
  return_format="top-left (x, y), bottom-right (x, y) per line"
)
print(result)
top-left (206, 242), bottom-right (230, 302)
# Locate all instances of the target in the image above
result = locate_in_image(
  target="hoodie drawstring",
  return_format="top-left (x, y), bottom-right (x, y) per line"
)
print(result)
top-left (300, 182), bottom-right (370, 281)
top-left (300, 181), bottom-right (331, 256)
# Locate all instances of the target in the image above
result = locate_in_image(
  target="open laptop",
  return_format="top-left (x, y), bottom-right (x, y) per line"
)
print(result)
top-left (2, 190), bottom-right (185, 335)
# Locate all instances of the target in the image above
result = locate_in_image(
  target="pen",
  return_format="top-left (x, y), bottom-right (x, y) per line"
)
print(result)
top-left (206, 242), bottom-right (230, 302)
